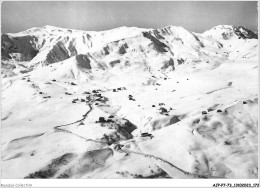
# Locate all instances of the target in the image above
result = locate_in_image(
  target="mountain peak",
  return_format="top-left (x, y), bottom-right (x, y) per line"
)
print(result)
top-left (160, 25), bottom-right (186, 31)
top-left (203, 25), bottom-right (257, 39)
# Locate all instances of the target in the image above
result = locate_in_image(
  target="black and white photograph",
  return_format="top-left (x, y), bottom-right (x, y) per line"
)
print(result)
top-left (1, 0), bottom-right (259, 187)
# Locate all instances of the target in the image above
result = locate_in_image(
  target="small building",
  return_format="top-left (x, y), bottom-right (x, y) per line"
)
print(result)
top-left (79, 122), bottom-right (84, 126)
top-left (202, 111), bottom-right (207, 115)
top-left (141, 133), bottom-right (154, 139)
top-left (99, 117), bottom-right (106, 122)
top-left (159, 107), bottom-right (168, 113)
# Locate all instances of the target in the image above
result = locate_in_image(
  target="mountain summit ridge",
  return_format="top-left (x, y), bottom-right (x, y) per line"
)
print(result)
top-left (1, 24), bottom-right (258, 78)
top-left (3, 24), bottom-right (257, 35)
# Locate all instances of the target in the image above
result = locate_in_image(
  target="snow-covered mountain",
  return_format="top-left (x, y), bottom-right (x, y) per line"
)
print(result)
top-left (2, 25), bottom-right (258, 77)
top-left (1, 25), bottom-right (258, 179)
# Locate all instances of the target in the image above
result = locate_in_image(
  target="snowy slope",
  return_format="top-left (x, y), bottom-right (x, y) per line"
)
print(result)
top-left (1, 25), bottom-right (258, 179)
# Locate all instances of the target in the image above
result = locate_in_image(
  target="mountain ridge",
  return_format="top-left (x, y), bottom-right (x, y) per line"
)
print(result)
top-left (3, 24), bottom-right (258, 35)
top-left (1, 24), bottom-right (258, 78)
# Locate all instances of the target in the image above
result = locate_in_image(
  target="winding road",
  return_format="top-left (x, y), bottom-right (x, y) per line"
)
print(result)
top-left (53, 96), bottom-right (107, 144)
top-left (120, 148), bottom-right (225, 179)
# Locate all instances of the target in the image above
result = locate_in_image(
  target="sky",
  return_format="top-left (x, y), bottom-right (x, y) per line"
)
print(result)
top-left (1, 1), bottom-right (258, 34)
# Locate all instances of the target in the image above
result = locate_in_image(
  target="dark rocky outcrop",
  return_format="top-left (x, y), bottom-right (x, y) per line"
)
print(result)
top-left (45, 42), bottom-right (70, 65)
top-left (177, 58), bottom-right (185, 65)
top-left (1, 34), bottom-right (39, 61)
top-left (161, 58), bottom-right (175, 70)
top-left (109, 60), bottom-right (120, 67)
top-left (75, 54), bottom-right (91, 69)
top-left (118, 43), bottom-right (128, 54)
top-left (233, 26), bottom-right (258, 39)
top-left (143, 32), bottom-right (168, 53)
